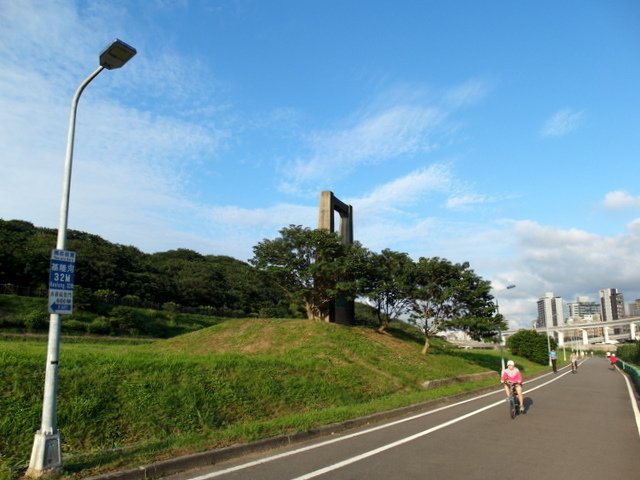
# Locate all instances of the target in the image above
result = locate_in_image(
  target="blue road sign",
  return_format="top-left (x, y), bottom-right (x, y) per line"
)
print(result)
top-left (48, 249), bottom-right (76, 314)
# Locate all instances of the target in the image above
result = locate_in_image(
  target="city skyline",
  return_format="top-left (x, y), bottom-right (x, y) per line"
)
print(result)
top-left (535, 287), bottom-right (638, 328)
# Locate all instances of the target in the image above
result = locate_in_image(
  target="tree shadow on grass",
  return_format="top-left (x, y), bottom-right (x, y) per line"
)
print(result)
top-left (385, 325), bottom-right (424, 346)
top-left (449, 350), bottom-right (503, 372)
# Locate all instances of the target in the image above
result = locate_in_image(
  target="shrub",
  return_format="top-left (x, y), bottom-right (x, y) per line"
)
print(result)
top-left (22, 309), bottom-right (48, 332)
top-left (87, 317), bottom-right (110, 335)
top-left (121, 294), bottom-right (142, 306)
top-left (62, 319), bottom-right (88, 334)
top-left (73, 285), bottom-right (94, 311)
top-left (507, 329), bottom-right (556, 365)
top-left (94, 289), bottom-right (118, 304)
top-left (617, 340), bottom-right (640, 365)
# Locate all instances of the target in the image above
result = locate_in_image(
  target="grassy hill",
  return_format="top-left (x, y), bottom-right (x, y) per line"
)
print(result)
top-left (1, 318), bottom-right (547, 479)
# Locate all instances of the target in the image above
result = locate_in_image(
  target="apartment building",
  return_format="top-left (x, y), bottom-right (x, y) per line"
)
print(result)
top-left (536, 292), bottom-right (565, 328)
top-left (599, 288), bottom-right (625, 321)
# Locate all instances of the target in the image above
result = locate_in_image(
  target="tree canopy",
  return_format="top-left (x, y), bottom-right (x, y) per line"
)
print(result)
top-left (0, 219), bottom-right (286, 316)
top-left (408, 257), bottom-right (505, 354)
top-left (2, 219), bottom-right (506, 347)
top-left (362, 249), bottom-right (414, 333)
top-left (250, 225), bottom-right (370, 320)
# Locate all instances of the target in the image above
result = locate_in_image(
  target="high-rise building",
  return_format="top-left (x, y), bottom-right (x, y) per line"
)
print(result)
top-left (599, 288), bottom-right (625, 321)
top-left (536, 292), bottom-right (565, 328)
top-left (567, 296), bottom-right (600, 319)
top-left (628, 299), bottom-right (640, 316)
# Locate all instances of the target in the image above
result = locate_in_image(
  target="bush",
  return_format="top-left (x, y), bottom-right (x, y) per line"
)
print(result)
top-left (121, 294), bottom-right (142, 306)
top-left (73, 285), bottom-right (94, 311)
top-left (507, 329), bottom-right (556, 365)
top-left (62, 319), bottom-right (88, 334)
top-left (87, 317), bottom-right (110, 335)
top-left (617, 340), bottom-right (640, 365)
top-left (94, 289), bottom-right (118, 304)
top-left (22, 309), bottom-right (48, 332)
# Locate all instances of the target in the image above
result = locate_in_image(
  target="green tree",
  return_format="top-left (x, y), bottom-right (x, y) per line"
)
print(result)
top-left (148, 249), bottom-right (229, 308)
top-left (251, 225), bottom-right (367, 321)
top-left (205, 255), bottom-right (287, 316)
top-left (0, 220), bottom-right (54, 290)
top-left (447, 269), bottom-right (502, 341)
top-left (408, 257), bottom-right (498, 354)
top-left (363, 249), bottom-right (414, 333)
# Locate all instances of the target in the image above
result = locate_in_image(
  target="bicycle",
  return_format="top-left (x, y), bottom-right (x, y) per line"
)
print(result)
top-left (504, 381), bottom-right (522, 419)
top-left (571, 360), bottom-right (578, 374)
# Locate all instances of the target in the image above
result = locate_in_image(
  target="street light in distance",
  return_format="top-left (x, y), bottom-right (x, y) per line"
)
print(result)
top-left (496, 284), bottom-right (516, 371)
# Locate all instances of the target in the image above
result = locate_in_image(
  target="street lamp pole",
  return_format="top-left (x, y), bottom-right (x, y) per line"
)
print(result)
top-left (546, 320), bottom-right (552, 366)
top-left (27, 39), bottom-right (136, 478)
top-left (496, 284), bottom-right (516, 371)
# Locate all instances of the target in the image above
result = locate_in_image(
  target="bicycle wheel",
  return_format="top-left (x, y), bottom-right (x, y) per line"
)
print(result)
top-left (508, 396), bottom-right (516, 419)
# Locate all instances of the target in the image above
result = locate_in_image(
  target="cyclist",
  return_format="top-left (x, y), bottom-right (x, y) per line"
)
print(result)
top-left (609, 353), bottom-right (618, 370)
top-left (500, 360), bottom-right (525, 413)
top-left (570, 351), bottom-right (579, 373)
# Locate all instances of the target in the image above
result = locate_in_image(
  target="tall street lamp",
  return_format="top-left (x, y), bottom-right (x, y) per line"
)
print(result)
top-left (546, 318), bottom-right (553, 366)
top-left (496, 284), bottom-right (516, 371)
top-left (27, 39), bottom-right (136, 478)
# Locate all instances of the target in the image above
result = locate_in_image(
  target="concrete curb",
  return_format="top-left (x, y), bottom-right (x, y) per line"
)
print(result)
top-left (84, 373), bottom-right (503, 480)
top-left (422, 371), bottom-right (497, 388)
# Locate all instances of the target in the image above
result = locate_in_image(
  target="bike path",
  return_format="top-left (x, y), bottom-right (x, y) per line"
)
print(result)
top-left (95, 357), bottom-right (640, 480)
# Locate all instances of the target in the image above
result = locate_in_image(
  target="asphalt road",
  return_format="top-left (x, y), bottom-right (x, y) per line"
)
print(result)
top-left (157, 357), bottom-right (640, 480)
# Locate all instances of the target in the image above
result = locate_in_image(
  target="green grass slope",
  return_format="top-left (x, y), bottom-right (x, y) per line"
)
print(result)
top-left (1, 319), bottom-right (545, 479)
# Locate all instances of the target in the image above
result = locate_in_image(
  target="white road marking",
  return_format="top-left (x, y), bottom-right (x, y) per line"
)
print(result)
top-left (186, 370), bottom-right (564, 480)
top-left (616, 365), bottom-right (640, 437)
top-left (290, 373), bottom-right (569, 480)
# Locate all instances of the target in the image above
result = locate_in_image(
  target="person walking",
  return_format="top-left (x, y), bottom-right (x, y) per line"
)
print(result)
top-left (549, 348), bottom-right (557, 373)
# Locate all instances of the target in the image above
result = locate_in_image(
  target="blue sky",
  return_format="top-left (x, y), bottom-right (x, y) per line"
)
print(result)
top-left (2, 0), bottom-right (639, 328)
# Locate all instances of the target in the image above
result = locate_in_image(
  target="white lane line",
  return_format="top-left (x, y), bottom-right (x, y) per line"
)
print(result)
top-left (291, 402), bottom-right (500, 480)
top-left (290, 375), bottom-right (567, 480)
top-left (617, 366), bottom-right (640, 438)
top-left (186, 372), bottom-right (562, 480)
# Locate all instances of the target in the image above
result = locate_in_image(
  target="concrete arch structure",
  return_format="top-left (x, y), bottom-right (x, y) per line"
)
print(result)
top-left (318, 191), bottom-right (354, 324)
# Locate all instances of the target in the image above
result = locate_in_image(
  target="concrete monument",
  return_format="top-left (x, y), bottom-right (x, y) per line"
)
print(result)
top-left (318, 191), bottom-right (354, 324)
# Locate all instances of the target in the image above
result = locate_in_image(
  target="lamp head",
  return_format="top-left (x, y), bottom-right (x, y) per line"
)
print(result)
top-left (99, 39), bottom-right (136, 70)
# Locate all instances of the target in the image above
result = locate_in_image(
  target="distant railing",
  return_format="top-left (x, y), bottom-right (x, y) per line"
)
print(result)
top-left (618, 361), bottom-right (640, 394)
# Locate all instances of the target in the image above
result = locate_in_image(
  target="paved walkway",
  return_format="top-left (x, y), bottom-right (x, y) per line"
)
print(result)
top-left (91, 357), bottom-right (640, 480)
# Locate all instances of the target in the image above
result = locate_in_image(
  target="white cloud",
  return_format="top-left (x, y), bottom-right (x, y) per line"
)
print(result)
top-left (505, 220), bottom-right (640, 325)
top-left (352, 163), bottom-right (454, 214)
top-left (444, 79), bottom-right (489, 108)
top-left (445, 193), bottom-right (491, 209)
top-left (279, 80), bottom-right (491, 195)
top-left (540, 108), bottom-right (584, 137)
top-left (603, 190), bottom-right (640, 210)
top-left (279, 105), bottom-right (444, 194)
top-left (0, 0), bottom-right (232, 255)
